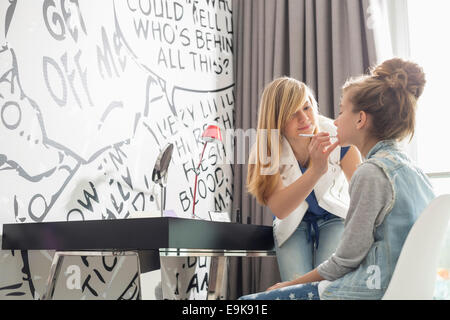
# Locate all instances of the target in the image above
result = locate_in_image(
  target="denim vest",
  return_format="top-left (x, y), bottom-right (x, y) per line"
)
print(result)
top-left (320, 140), bottom-right (435, 300)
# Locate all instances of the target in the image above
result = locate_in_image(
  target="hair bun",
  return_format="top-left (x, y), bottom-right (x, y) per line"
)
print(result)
top-left (372, 58), bottom-right (426, 99)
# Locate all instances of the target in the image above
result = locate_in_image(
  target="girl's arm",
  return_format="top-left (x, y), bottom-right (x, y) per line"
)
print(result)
top-left (266, 134), bottom-right (339, 219)
top-left (266, 167), bottom-right (322, 219)
top-left (316, 163), bottom-right (393, 280)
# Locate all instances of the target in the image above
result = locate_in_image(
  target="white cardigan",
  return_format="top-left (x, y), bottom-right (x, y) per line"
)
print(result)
top-left (249, 116), bottom-right (350, 247)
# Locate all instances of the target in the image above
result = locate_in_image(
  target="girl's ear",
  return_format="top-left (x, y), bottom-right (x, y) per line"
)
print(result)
top-left (356, 111), bottom-right (368, 129)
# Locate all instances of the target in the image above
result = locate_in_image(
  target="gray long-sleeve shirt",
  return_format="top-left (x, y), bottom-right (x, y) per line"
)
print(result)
top-left (317, 162), bottom-right (394, 281)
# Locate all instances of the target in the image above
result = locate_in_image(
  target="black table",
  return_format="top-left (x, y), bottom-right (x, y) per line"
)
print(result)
top-left (2, 217), bottom-right (275, 300)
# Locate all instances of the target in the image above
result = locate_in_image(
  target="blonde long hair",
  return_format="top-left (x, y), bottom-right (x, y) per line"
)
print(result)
top-left (247, 77), bottom-right (318, 205)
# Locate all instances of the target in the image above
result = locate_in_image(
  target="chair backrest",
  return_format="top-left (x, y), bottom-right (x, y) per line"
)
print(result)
top-left (383, 194), bottom-right (450, 300)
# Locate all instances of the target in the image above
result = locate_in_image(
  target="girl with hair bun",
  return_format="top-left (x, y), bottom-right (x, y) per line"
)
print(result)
top-left (240, 58), bottom-right (435, 300)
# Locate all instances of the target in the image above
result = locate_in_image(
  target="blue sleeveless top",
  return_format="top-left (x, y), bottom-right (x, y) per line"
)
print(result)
top-left (299, 146), bottom-right (350, 249)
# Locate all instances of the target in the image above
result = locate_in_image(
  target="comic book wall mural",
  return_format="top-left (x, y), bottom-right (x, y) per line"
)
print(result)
top-left (0, 0), bottom-right (234, 299)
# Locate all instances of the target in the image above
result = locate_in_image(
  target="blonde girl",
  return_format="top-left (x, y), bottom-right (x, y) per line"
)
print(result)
top-left (247, 77), bottom-right (361, 283)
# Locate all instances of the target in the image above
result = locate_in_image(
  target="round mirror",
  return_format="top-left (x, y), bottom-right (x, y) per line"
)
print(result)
top-left (152, 143), bottom-right (174, 187)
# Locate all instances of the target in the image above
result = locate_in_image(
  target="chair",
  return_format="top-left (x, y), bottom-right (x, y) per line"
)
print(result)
top-left (383, 194), bottom-right (450, 300)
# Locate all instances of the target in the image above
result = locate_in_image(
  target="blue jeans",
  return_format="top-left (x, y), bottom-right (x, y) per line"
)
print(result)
top-left (275, 216), bottom-right (344, 282)
top-left (239, 282), bottom-right (320, 300)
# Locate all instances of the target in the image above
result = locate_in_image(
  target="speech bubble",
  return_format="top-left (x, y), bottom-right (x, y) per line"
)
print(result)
top-left (112, 0), bottom-right (234, 112)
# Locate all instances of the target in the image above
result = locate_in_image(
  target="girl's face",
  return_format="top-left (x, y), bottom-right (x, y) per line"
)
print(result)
top-left (283, 99), bottom-right (317, 139)
top-left (334, 89), bottom-right (361, 146)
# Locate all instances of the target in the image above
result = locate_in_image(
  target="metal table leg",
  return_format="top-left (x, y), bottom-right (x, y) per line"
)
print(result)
top-left (207, 256), bottom-right (228, 300)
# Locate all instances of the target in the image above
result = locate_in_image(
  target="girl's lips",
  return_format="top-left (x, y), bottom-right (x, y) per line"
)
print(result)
top-left (298, 124), bottom-right (311, 131)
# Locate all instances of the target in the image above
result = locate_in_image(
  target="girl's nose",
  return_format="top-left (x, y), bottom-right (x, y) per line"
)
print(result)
top-left (298, 111), bottom-right (307, 122)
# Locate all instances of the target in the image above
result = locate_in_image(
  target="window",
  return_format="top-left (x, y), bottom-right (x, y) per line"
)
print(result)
top-left (407, 0), bottom-right (450, 196)
top-left (406, 0), bottom-right (450, 300)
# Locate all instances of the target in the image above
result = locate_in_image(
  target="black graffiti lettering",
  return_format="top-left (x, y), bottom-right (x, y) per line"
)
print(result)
top-left (199, 101), bottom-right (209, 119)
top-left (207, 147), bottom-right (217, 167)
top-left (77, 182), bottom-right (99, 212)
top-left (192, 127), bottom-right (203, 147)
top-left (186, 104), bottom-right (195, 123)
top-left (66, 208), bottom-right (84, 221)
top-left (214, 193), bottom-right (226, 211)
top-left (43, 0), bottom-right (66, 41)
top-left (108, 145), bottom-right (127, 171)
top-left (194, 29), bottom-right (232, 53)
top-left (187, 257), bottom-right (197, 268)
top-left (186, 273), bottom-right (199, 294)
top-left (118, 272), bottom-right (139, 300)
top-left (205, 173), bottom-right (215, 192)
top-left (97, 27), bottom-right (120, 78)
top-left (151, 20), bottom-right (162, 41)
top-left (175, 272), bottom-right (180, 295)
top-left (180, 27), bottom-right (190, 46)
top-left (20, 250), bottom-right (36, 298)
top-left (105, 208), bottom-right (116, 219)
top-left (205, 0), bottom-right (232, 13)
top-left (60, 52), bottom-right (83, 109)
top-left (226, 186), bottom-right (233, 200)
top-left (182, 159), bottom-right (195, 181)
top-left (43, 56), bottom-right (67, 107)
top-left (0, 283), bottom-right (25, 297)
top-left (198, 257), bottom-right (207, 268)
top-left (166, 115), bottom-right (178, 135)
top-left (155, 121), bottom-right (167, 140)
top-left (200, 272), bottom-right (208, 291)
top-left (102, 256), bottom-right (118, 272)
top-left (127, 0), bottom-right (137, 12)
top-left (116, 179), bottom-right (130, 203)
top-left (113, 29), bottom-right (127, 71)
top-left (221, 110), bottom-right (232, 129)
top-left (157, 47), bottom-right (185, 70)
top-left (163, 23), bottom-right (176, 44)
top-left (61, 0), bottom-right (87, 42)
top-left (179, 190), bottom-right (190, 212)
top-left (188, 51), bottom-right (213, 73)
top-left (193, 7), bottom-right (221, 32)
top-left (110, 194), bottom-right (123, 214)
top-left (225, 14), bottom-right (233, 34)
top-left (120, 167), bottom-right (133, 193)
top-left (128, 0), bottom-right (184, 20)
top-left (43, 51), bottom-right (92, 109)
top-left (28, 194), bottom-right (48, 222)
top-left (81, 274), bottom-right (98, 296)
top-left (197, 179), bottom-right (207, 199)
top-left (132, 192), bottom-right (145, 211)
top-left (13, 195), bottom-right (25, 223)
top-left (134, 18), bottom-right (149, 39)
top-left (93, 269), bottom-right (106, 284)
top-left (81, 256), bottom-right (89, 267)
top-left (215, 167), bottom-right (224, 187)
top-left (174, 136), bottom-right (187, 158)
top-left (74, 50), bottom-right (93, 107)
top-left (1, 101), bottom-right (21, 130)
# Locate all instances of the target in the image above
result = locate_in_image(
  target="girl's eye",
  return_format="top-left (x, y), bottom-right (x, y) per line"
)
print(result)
top-left (303, 105), bottom-right (310, 111)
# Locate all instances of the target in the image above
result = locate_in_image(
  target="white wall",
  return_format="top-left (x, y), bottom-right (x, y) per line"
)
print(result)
top-left (0, 0), bottom-right (234, 299)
